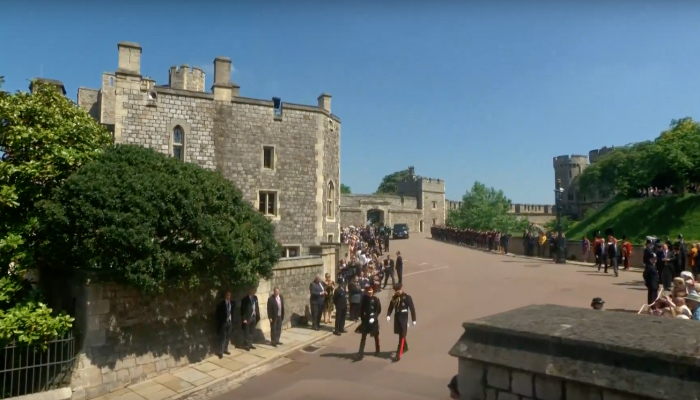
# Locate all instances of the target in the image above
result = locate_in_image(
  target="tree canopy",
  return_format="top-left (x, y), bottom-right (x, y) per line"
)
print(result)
top-left (341, 183), bottom-right (351, 194)
top-left (0, 80), bottom-right (113, 274)
top-left (35, 144), bottom-right (280, 293)
top-left (375, 168), bottom-right (411, 195)
top-left (446, 182), bottom-right (530, 233)
top-left (578, 118), bottom-right (700, 198)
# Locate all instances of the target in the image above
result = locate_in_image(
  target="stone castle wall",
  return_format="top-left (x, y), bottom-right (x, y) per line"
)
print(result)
top-left (340, 194), bottom-right (423, 232)
top-left (43, 251), bottom-right (335, 400)
top-left (76, 42), bottom-right (340, 251)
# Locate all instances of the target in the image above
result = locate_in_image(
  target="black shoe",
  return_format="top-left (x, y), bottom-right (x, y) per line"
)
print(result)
top-left (250, 345), bottom-right (256, 350)
top-left (334, 331), bottom-right (341, 336)
top-left (244, 347), bottom-right (250, 351)
top-left (277, 342), bottom-right (283, 345)
top-left (217, 353), bottom-right (223, 359)
top-left (223, 351), bottom-right (231, 355)
top-left (356, 354), bottom-right (364, 361)
top-left (272, 343), bottom-right (277, 347)
top-left (341, 330), bottom-right (347, 333)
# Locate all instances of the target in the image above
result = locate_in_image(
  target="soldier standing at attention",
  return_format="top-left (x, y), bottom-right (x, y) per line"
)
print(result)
top-left (386, 283), bottom-right (416, 362)
top-left (395, 251), bottom-right (404, 284)
top-left (356, 284), bottom-right (382, 361)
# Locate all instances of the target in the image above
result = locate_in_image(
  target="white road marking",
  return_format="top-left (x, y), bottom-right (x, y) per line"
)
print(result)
top-left (419, 262), bottom-right (428, 266)
top-left (405, 266), bottom-right (450, 276)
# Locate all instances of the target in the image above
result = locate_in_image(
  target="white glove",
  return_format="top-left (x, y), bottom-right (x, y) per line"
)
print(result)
top-left (386, 316), bottom-right (391, 322)
top-left (413, 321), bottom-right (417, 326)
top-left (369, 318), bottom-right (375, 324)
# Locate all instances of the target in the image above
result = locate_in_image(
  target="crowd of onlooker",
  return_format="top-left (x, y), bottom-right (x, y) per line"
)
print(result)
top-left (636, 183), bottom-right (700, 197)
top-left (319, 225), bottom-right (400, 324)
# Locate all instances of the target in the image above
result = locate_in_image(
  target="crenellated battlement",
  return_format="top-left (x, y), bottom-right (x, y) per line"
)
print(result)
top-left (168, 64), bottom-right (206, 92)
top-left (588, 146), bottom-right (615, 164)
top-left (509, 203), bottom-right (555, 215)
top-left (552, 154), bottom-right (588, 167)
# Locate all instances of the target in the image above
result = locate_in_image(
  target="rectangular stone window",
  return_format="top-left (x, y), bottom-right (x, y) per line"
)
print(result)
top-left (258, 191), bottom-right (278, 217)
top-left (263, 146), bottom-right (275, 169)
top-left (432, 201), bottom-right (437, 209)
top-left (281, 246), bottom-right (300, 258)
top-left (432, 218), bottom-right (436, 226)
top-left (327, 234), bottom-right (334, 242)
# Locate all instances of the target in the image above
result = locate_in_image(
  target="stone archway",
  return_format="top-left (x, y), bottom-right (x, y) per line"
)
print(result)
top-left (366, 208), bottom-right (385, 225)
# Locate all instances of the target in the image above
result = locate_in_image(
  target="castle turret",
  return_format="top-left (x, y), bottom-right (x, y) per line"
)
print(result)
top-left (168, 65), bottom-right (206, 92)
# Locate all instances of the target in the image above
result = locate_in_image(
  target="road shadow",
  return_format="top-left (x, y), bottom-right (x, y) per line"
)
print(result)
top-left (613, 280), bottom-right (645, 288)
top-left (319, 351), bottom-right (394, 362)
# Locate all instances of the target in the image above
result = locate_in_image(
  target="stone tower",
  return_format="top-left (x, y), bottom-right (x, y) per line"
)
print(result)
top-left (168, 65), bottom-right (206, 92)
top-left (552, 154), bottom-right (589, 212)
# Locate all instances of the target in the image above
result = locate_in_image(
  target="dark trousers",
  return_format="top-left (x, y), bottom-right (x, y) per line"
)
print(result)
top-left (310, 302), bottom-right (324, 328)
top-left (218, 322), bottom-right (232, 354)
top-left (270, 316), bottom-right (282, 344)
top-left (623, 256), bottom-right (630, 269)
top-left (334, 308), bottom-right (347, 333)
top-left (349, 303), bottom-right (360, 320)
top-left (503, 243), bottom-right (509, 254)
top-left (605, 256), bottom-right (618, 276)
top-left (358, 333), bottom-right (380, 356)
top-left (647, 288), bottom-right (658, 305)
top-left (397, 268), bottom-right (403, 284)
top-left (382, 269), bottom-right (395, 289)
top-left (243, 318), bottom-right (257, 347)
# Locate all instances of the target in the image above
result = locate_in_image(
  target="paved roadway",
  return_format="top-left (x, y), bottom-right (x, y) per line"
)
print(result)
top-left (215, 233), bottom-right (646, 400)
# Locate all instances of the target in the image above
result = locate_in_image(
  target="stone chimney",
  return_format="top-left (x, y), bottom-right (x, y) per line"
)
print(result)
top-left (29, 78), bottom-right (66, 95)
top-left (317, 93), bottom-right (331, 113)
top-left (117, 42), bottom-right (142, 76)
top-left (212, 56), bottom-right (239, 101)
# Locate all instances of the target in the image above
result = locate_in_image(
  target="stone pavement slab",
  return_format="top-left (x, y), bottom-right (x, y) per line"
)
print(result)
top-left (89, 320), bottom-right (356, 400)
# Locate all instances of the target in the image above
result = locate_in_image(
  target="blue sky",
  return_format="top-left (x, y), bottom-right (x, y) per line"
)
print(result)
top-left (2, 1), bottom-right (699, 204)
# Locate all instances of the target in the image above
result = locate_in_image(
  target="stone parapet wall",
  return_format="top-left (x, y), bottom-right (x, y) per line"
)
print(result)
top-left (43, 254), bottom-right (332, 400)
top-left (450, 304), bottom-right (700, 400)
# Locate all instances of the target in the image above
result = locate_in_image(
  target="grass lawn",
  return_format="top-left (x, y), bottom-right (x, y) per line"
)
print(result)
top-left (565, 195), bottom-right (700, 245)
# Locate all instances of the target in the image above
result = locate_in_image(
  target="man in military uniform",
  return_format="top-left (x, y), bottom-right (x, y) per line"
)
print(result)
top-left (356, 284), bottom-right (382, 360)
top-left (386, 283), bottom-right (416, 362)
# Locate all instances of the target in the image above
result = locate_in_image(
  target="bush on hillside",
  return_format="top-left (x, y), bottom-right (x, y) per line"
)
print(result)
top-left (35, 144), bottom-right (281, 293)
top-left (578, 118), bottom-right (700, 198)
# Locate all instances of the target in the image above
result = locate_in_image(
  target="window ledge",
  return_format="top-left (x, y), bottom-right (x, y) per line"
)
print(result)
top-left (265, 215), bottom-right (281, 221)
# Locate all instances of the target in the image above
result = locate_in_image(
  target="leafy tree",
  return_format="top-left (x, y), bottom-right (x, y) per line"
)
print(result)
top-left (341, 183), bottom-right (351, 194)
top-left (446, 181), bottom-right (530, 234)
top-left (0, 79), bottom-right (112, 274)
top-left (0, 79), bottom-right (105, 345)
top-left (375, 168), bottom-right (412, 195)
top-left (578, 118), bottom-right (700, 199)
top-left (35, 145), bottom-right (281, 293)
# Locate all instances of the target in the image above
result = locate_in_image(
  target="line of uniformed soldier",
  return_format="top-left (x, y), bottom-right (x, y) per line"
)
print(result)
top-left (431, 225), bottom-right (503, 249)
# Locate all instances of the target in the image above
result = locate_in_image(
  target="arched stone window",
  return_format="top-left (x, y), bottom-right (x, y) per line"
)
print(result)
top-left (173, 126), bottom-right (185, 160)
top-left (327, 181), bottom-right (335, 219)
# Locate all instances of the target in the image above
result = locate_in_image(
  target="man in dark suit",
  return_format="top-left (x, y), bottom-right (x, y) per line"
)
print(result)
top-left (266, 286), bottom-right (284, 347)
top-left (215, 290), bottom-right (234, 358)
top-left (240, 287), bottom-right (260, 351)
top-left (382, 254), bottom-right (395, 289)
top-left (309, 274), bottom-right (325, 330)
top-left (332, 282), bottom-right (348, 336)
top-left (395, 251), bottom-right (404, 284)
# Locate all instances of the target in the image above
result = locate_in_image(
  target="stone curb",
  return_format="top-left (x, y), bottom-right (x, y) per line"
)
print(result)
top-left (169, 322), bottom-right (356, 400)
top-left (429, 238), bottom-right (644, 273)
